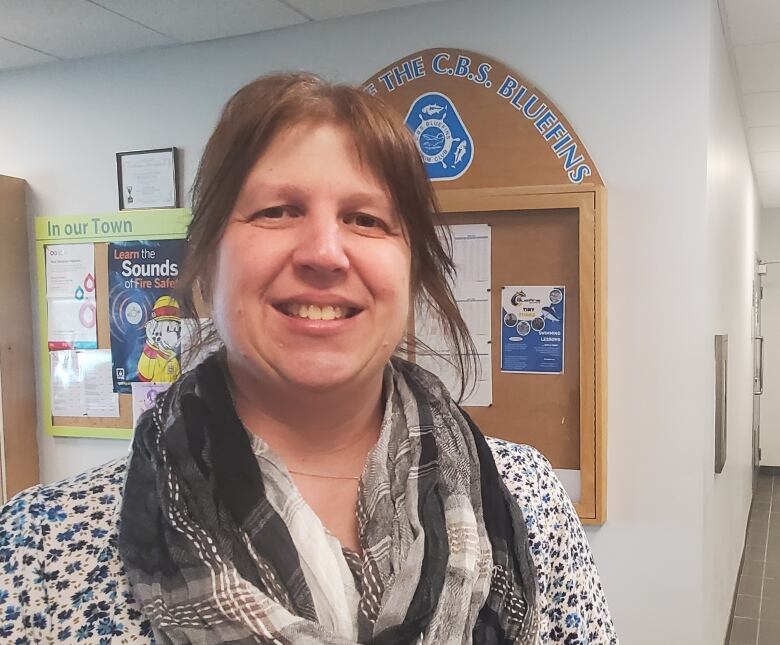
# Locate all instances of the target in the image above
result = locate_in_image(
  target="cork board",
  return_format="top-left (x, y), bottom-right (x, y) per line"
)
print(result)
top-left (444, 208), bottom-right (580, 470)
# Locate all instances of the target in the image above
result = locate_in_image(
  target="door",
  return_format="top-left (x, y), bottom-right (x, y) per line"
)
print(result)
top-left (753, 270), bottom-right (764, 492)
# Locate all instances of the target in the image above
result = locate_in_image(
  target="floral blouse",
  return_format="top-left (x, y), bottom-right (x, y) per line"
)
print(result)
top-left (0, 439), bottom-right (617, 644)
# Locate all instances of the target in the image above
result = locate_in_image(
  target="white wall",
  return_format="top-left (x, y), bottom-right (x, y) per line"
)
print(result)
top-left (703, 5), bottom-right (760, 644)
top-left (760, 209), bottom-right (780, 463)
top-left (0, 0), bottom-right (757, 643)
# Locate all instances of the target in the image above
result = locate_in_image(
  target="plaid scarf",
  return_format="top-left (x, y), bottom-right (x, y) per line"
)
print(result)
top-left (119, 354), bottom-right (540, 644)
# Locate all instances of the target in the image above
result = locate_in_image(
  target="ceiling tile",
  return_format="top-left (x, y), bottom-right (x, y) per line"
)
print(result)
top-left (743, 92), bottom-right (780, 128)
top-left (91, 0), bottom-right (307, 42)
top-left (757, 171), bottom-right (780, 208)
top-left (0, 37), bottom-right (58, 70)
top-left (286, 0), bottom-right (437, 20)
top-left (734, 43), bottom-right (780, 93)
top-left (0, 0), bottom-right (175, 60)
top-left (748, 126), bottom-right (780, 152)
top-left (752, 150), bottom-right (780, 173)
top-left (724, 0), bottom-right (780, 46)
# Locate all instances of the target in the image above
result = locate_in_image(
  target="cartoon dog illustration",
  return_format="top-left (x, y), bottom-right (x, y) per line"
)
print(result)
top-left (137, 295), bottom-right (181, 383)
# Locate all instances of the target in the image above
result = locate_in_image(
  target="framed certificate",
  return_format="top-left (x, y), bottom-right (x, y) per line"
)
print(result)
top-left (116, 147), bottom-right (178, 210)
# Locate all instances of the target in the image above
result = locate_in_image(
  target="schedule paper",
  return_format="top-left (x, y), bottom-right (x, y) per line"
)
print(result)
top-left (415, 224), bottom-right (492, 406)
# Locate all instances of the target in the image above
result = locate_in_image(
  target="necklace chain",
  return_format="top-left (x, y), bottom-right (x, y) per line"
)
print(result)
top-left (288, 469), bottom-right (361, 481)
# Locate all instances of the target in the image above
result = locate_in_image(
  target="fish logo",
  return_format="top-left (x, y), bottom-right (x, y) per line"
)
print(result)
top-left (404, 92), bottom-right (474, 181)
top-left (421, 103), bottom-right (445, 116)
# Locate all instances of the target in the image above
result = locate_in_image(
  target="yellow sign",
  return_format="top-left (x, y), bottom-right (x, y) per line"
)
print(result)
top-left (35, 208), bottom-right (191, 242)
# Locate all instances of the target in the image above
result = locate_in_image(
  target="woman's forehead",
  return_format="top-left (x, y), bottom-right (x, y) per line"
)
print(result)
top-left (241, 122), bottom-right (394, 203)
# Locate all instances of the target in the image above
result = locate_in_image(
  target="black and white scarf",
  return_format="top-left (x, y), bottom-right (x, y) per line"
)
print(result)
top-left (119, 353), bottom-right (540, 644)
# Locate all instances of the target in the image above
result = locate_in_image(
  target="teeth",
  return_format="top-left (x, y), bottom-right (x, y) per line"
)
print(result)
top-left (285, 303), bottom-right (351, 320)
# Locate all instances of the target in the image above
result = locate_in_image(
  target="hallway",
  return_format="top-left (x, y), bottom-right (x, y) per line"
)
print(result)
top-left (730, 471), bottom-right (780, 644)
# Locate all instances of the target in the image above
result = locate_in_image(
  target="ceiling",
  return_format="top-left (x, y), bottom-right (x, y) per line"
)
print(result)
top-left (2, 1), bottom-right (780, 208)
top-left (722, 0), bottom-right (780, 208)
top-left (0, 0), bottom-right (436, 70)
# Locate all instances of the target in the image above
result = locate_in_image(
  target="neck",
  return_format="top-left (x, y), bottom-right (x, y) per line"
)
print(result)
top-left (227, 359), bottom-right (385, 471)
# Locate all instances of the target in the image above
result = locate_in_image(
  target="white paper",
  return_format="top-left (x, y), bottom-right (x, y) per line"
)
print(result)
top-left (50, 350), bottom-right (119, 417)
top-left (120, 151), bottom-right (175, 208)
top-left (45, 243), bottom-right (95, 299)
top-left (131, 382), bottom-right (171, 426)
top-left (80, 351), bottom-right (120, 417)
top-left (50, 351), bottom-right (85, 417)
top-left (447, 224), bottom-right (491, 290)
top-left (46, 243), bottom-right (98, 349)
top-left (554, 469), bottom-right (581, 504)
top-left (415, 224), bottom-right (493, 406)
top-left (47, 299), bottom-right (98, 349)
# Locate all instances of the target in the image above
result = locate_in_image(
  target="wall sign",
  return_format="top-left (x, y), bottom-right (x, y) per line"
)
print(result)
top-left (364, 48), bottom-right (602, 188)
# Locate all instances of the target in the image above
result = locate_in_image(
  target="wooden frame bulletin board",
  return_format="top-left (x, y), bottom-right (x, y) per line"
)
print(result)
top-left (436, 186), bottom-right (607, 523)
top-left (35, 209), bottom-right (190, 440)
top-left (365, 48), bottom-right (608, 523)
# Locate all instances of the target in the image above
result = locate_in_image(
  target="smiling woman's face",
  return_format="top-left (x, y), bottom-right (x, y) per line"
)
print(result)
top-left (211, 121), bottom-right (412, 393)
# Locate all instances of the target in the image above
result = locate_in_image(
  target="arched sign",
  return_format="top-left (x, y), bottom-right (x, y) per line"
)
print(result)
top-left (363, 48), bottom-right (602, 188)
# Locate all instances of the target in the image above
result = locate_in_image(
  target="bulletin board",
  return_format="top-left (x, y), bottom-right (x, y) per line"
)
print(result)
top-left (35, 209), bottom-right (190, 439)
top-left (435, 187), bottom-right (606, 523)
top-left (365, 49), bottom-right (608, 523)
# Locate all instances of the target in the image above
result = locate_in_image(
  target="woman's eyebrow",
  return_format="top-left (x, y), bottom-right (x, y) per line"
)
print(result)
top-left (241, 181), bottom-right (309, 200)
top-left (341, 191), bottom-right (392, 209)
top-left (242, 181), bottom-right (391, 209)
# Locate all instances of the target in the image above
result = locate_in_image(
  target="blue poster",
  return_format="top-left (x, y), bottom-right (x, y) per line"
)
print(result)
top-left (500, 286), bottom-right (565, 374)
top-left (108, 240), bottom-right (185, 393)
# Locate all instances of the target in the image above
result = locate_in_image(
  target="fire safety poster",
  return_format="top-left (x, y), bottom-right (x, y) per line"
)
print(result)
top-left (108, 240), bottom-right (185, 393)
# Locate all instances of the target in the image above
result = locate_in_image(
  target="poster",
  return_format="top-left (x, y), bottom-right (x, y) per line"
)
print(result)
top-left (415, 224), bottom-right (492, 406)
top-left (50, 350), bottom-right (119, 417)
top-left (108, 240), bottom-right (185, 393)
top-left (45, 243), bottom-right (97, 349)
top-left (501, 286), bottom-right (565, 374)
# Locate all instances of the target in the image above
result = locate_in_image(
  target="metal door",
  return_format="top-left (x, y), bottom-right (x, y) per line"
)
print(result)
top-left (753, 270), bottom-right (764, 491)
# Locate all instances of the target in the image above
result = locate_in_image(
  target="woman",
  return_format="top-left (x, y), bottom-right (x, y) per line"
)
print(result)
top-left (0, 74), bottom-right (617, 644)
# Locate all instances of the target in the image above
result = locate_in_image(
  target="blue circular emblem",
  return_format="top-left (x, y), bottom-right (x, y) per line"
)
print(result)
top-left (405, 92), bottom-right (474, 180)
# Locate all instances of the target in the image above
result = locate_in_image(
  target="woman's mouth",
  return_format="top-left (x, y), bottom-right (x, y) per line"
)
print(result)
top-left (275, 303), bottom-right (360, 320)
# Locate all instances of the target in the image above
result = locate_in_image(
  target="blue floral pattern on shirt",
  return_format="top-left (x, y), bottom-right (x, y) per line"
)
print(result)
top-left (0, 440), bottom-right (617, 643)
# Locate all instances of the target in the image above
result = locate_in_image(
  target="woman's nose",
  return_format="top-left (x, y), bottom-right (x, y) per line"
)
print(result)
top-left (291, 214), bottom-right (350, 275)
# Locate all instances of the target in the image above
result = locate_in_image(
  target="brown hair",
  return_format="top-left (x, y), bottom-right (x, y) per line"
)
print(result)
top-left (178, 72), bottom-right (478, 398)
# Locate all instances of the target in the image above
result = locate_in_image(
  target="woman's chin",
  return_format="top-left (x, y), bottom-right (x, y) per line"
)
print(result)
top-left (274, 356), bottom-right (371, 393)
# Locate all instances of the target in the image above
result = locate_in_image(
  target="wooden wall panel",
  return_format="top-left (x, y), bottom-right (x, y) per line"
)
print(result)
top-left (0, 176), bottom-right (39, 499)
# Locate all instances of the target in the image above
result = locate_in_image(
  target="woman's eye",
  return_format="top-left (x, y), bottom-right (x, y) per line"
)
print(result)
top-left (347, 213), bottom-right (386, 230)
top-left (250, 206), bottom-right (297, 221)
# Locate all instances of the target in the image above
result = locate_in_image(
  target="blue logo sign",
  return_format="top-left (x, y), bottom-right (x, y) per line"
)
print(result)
top-left (404, 92), bottom-right (474, 181)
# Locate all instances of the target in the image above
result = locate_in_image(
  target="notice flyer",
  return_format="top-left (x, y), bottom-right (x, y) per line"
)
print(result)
top-left (50, 350), bottom-right (119, 417)
top-left (108, 240), bottom-right (185, 393)
top-left (45, 243), bottom-right (98, 350)
top-left (500, 286), bottom-right (565, 374)
top-left (131, 382), bottom-right (172, 426)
